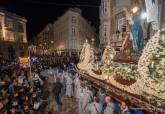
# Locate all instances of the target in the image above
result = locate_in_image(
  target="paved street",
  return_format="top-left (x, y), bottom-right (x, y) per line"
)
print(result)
top-left (41, 69), bottom-right (78, 114)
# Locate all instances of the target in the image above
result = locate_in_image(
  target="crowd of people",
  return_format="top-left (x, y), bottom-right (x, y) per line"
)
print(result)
top-left (0, 58), bottom-right (49, 114)
top-left (0, 55), bottom-right (145, 114)
top-left (52, 63), bottom-right (144, 114)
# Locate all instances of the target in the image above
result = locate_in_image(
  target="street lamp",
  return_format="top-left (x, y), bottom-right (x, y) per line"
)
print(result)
top-left (91, 37), bottom-right (94, 46)
top-left (131, 6), bottom-right (139, 14)
top-left (50, 41), bottom-right (54, 55)
top-left (141, 12), bottom-right (147, 19)
top-left (51, 41), bottom-right (54, 44)
top-left (85, 39), bottom-right (88, 43)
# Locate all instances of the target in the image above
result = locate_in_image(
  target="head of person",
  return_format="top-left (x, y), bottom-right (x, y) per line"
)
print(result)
top-left (93, 96), bottom-right (99, 103)
top-left (120, 98), bottom-right (131, 110)
top-left (99, 88), bottom-right (104, 94)
top-left (80, 82), bottom-right (85, 88)
top-left (55, 77), bottom-right (60, 83)
top-left (105, 96), bottom-right (113, 104)
top-left (68, 72), bottom-right (72, 77)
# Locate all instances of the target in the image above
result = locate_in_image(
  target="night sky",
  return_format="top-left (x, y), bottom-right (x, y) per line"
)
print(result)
top-left (0, 0), bottom-right (100, 40)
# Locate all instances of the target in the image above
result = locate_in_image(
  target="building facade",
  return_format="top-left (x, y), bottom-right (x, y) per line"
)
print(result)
top-left (33, 24), bottom-right (54, 55)
top-left (99, 0), bottom-right (112, 48)
top-left (99, 0), bottom-right (165, 51)
top-left (34, 8), bottom-right (96, 55)
top-left (0, 9), bottom-right (27, 59)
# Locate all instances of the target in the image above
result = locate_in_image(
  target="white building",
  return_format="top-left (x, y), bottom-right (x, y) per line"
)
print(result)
top-left (99, 0), bottom-right (131, 49)
top-left (53, 8), bottom-right (96, 55)
top-left (99, 0), bottom-right (112, 48)
top-left (34, 8), bottom-right (96, 56)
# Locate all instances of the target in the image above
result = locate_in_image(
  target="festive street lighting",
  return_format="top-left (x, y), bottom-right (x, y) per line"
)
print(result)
top-left (85, 39), bottom-right (88, 43)
top-left (141, 12), bottom-right (147, 19)
top-left (51, 40), bottom-right (54, 44)
top-left (92, 38), bottom-right (95, 46)
top-left (50, 40), bottom-right (54, 54)
top-left (131, 6), bottom-right (139, 14)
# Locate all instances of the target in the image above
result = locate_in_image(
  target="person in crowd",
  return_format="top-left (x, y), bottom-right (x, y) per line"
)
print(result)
top-left (0, 58), bottom-right (48, 114)
top-left (98, 88), bottom-right (106, 105)
top-left (120, 98), bottom-right (131, 114)
top-left (31, 72), bottom-right (44, 88)
top-left (77, 83), bottom-right (86, 114)
top-left (47, 66), bottom-right (55, 91)
top-left (74, 75), bottom-right (81, 99)
top-left (61, 69), bottom-right (67, 89)
top-left (88, 96), bottom-right (102, 114)
top-left (66, 72), bottom-right (73, 98)
top-left (104, 96), bottom-right (121, 114)
top-left (82, 86), bottom-right (93, 114)
top-left (52, 77), bottom-right (63, 105)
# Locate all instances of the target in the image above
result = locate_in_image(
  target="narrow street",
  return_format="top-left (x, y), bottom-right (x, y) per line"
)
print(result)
top-left (41, 69), bottom-right (78, 114)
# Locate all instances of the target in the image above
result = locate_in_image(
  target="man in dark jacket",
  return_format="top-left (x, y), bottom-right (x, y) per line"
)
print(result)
top-left (52, 77), bottom-right (63, 105)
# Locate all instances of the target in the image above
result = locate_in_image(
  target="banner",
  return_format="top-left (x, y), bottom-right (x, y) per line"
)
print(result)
top-left (145, 0), bottom-right (159, 30)
top-left (19, 57), bottom-right (30, 68)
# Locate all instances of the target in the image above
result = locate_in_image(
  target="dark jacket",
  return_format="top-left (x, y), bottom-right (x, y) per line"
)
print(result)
top-left (52, 82), bottom-right (63, 95)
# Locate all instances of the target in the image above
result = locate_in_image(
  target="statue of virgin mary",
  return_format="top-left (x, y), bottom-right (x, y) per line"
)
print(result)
top-left (125, 8), bottom-right (144, 53)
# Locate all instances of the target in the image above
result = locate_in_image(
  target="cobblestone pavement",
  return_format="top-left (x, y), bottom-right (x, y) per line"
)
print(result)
top-left (41, 69), bottom-right (78, 114)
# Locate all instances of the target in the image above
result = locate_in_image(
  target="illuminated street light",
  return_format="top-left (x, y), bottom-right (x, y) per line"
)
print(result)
top-left (132, 6), bottom-right (139, 14)
top-left (85, 39), bottom-right (88, 43)
top-left (141, 12), bottom-right (147, 19)
top-left (51, 40), bottom-right (54, 44)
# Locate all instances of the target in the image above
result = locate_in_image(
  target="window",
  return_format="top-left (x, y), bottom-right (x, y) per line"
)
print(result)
top-left (5, 31), bottom-right (14, 41)
top-left (104, 24), bottom-right (107, 37)
top-left (0, 16), bottom-right (2, 29)
top-left (6, 18), bottom-right (14, 29)
top-left (0, 30), bottom-right (3, 39)
top-left (72, 40), bottom-right (77, 49)
top-left (118, 18), bottom-right (126, 33)
top-left (71, 16), bottom-right (76, 23)
top-left (72, 28), bottom-right (76, 36)
top-left (18, 34), bottom-right (24, 42)
top-left (103, 2), bottom-right (105, 13)
top-left (18, 23), bottom-right (24, 33)
top-left (103, 1), bottom-right (107, 14)
top-left (163, 1), bottom-right (165, 23)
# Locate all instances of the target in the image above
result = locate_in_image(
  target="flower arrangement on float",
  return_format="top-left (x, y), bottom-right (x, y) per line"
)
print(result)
top-left (101, 60), bottom-right (115, 76)
top-left (138, 29), bottom-right (165, 100)
top-left (114, 64), bottom-right (139, 80)
top-left (79, 42), bottom-right (87, 62)
top-left (101, 44), bottom-right (116, 75)
top-left (142, 91), bottom-right (165, 106)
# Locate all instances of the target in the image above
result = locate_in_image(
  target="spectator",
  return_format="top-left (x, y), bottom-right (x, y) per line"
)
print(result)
top-left (52, 77), bottom-right (63, 105)
top-left (104, 96), bottom-right (121, 114)
top-left (88, 96), bottom-right (102, 114)
top-left (98, 88), bottom-right (106, 105)
top-left (120, 98), bottom-right (131, 114)
top-left (82, 86), bottom-right (93, 114)
top-left (66, 72), bottom-right (73, 98)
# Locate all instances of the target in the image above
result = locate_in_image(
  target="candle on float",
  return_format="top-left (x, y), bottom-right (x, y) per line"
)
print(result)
top-left (110, 54), bottom-right (114, 60)
top-left (107, 60), bottom-right (110, 65)
top-left (162, 34), bottom-right (165, 41)
top-left (151, 61), bottom-right (155, 68)
top-left (160, 34), bottom-right (165, 42)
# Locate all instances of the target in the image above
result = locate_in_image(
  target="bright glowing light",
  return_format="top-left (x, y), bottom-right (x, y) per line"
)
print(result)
top-left (132, 6), bottom-right (139, 14)
top-left (51, 41), bottom-right (54, 44)
top-left (141, 12), bottom-right (147, 19)
top-left (85, 39), bottom-right (88, 43)
top-left (110, 54), bottom-right (114, 59)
